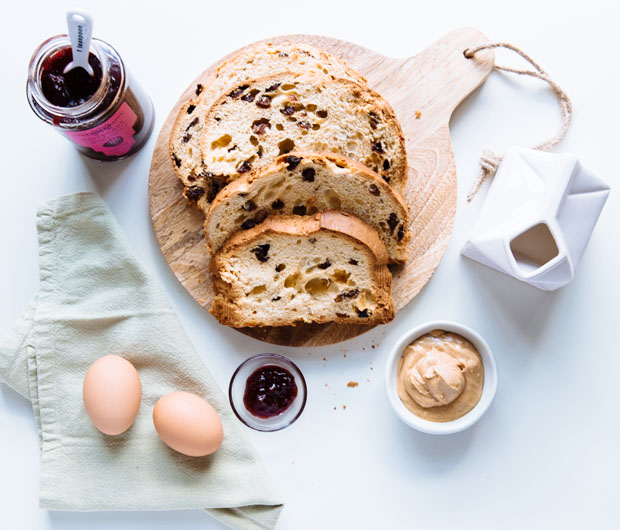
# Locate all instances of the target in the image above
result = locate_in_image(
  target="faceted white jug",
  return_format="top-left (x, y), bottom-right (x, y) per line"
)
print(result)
top-left (462, 147), bottom-right (610, 291)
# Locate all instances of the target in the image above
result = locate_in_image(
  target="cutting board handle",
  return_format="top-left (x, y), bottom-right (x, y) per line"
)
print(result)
top-left (354, 28), bottom-right (495, 139)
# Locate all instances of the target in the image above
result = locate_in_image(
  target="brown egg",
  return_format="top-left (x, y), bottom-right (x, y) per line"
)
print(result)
top-left (153, 391), bottom-right (223, 457)
top-left (82, 355), bottom-right (142, 435)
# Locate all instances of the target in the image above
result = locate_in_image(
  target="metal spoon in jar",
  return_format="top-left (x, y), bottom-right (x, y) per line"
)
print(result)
top-left (63, 10), bottom-right (94, 76)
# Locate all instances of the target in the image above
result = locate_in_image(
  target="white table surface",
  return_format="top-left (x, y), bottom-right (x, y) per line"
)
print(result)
top-left (2, 0), bottom-right (619, 528)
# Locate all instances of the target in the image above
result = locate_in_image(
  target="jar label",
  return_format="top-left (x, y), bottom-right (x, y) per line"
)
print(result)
top-left (63, 102), bottom-right (138, 156)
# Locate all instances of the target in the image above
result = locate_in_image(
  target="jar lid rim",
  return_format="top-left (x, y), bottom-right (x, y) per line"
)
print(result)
top-left (27, 35), bottom-right (125, 122)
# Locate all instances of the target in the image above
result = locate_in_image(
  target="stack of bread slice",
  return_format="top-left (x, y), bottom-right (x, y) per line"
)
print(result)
top-left (169, 41), bottom-right (409, 328)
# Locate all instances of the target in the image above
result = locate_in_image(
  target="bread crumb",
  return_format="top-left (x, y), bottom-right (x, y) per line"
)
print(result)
top-left (347, 381), bottom-right (359, 388)
top-left (415, 110), bottom-right (422, 119)
top-left (333, 406), bottom-right (337, 410)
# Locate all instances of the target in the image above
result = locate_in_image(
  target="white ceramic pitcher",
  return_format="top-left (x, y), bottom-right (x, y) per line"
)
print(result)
top-left (462, 147), bottom-right (610, 291)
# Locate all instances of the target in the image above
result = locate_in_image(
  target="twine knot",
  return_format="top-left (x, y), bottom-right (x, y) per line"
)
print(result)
top-left (464, 42), bottom-right (573, 201)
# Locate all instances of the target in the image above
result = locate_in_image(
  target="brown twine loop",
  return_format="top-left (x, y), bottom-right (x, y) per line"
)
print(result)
top-left (463, 42), bottom-right (573, 201)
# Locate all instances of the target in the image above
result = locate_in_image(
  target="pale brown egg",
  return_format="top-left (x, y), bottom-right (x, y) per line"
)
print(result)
top-left (82, 355), bottom-right (142, 435)
top-left (152, 391), bottom-right (223, 457)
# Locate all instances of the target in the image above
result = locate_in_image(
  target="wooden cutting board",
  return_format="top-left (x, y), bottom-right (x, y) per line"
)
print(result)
top-left (148, 28), bottom-right (494, 347)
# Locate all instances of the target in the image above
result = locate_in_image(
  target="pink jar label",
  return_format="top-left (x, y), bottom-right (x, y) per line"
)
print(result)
top-left (64, 102), bottom-right (137, 156)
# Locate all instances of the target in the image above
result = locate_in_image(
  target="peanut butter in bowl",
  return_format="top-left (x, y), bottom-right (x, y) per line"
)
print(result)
top-left (396, 330), bottom-right (484, 423)
top-left (385, 321), bottom-right (497, 435)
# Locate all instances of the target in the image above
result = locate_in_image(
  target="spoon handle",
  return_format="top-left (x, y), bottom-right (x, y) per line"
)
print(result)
top-left (66, 10), bottom-right (94, 74)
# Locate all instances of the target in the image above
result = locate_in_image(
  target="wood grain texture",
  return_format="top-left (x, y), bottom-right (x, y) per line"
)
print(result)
top-left (148, 28), bottom-right (494, 346)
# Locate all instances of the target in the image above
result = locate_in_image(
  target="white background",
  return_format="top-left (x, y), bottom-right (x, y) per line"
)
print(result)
top-left (1, 0), bottom-right (619, 528)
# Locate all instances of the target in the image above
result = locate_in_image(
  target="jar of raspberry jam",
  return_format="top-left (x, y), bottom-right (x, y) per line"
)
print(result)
top-left (27, 35), bottom-right (154, 161)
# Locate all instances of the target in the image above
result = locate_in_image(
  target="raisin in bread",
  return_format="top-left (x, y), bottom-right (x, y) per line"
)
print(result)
top-left (204, 152), bottom-right (410, 264)
top-left (196, 73), bottom-right (407, 206)
top-left (210, 211), bottom-right (394, 327)
top-left (169, 42), bottom-right (365, 204)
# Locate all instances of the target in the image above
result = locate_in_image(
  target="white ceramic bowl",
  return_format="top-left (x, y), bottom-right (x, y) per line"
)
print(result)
top-left (385, 321), bottom-right (498, 435)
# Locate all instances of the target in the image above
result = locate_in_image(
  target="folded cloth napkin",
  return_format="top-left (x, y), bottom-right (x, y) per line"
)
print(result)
top-left (0, 193), bottom-right (283, 530)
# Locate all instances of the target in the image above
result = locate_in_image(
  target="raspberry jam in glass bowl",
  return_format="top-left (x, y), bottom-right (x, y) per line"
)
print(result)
top-left (27, 35), bottom-right (154, 161)
top-left (229, 354), bottom-right (307, 431)
top-left (243, 364), bottom-right (299, 418)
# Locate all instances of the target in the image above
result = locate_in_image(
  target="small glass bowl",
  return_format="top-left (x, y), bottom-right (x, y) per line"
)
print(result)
top-left (229, 353), bottom-right (307, 432)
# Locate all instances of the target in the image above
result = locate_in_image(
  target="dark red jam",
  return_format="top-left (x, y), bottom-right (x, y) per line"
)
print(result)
top-left (243, 365), bottom-right (298, 418)
top-left (40, 47), bottom-right (102, 107)
top-left (27, 37), bottom-right (154, 161)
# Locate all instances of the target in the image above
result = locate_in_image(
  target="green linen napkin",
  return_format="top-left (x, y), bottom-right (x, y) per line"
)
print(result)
top-left (0, 192), bottom-right (283, 530)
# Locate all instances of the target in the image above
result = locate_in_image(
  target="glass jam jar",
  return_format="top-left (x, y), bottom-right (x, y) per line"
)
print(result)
top-left (27, 35), bottom-right (154, 161)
